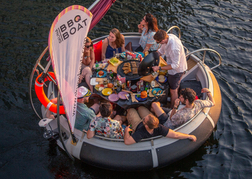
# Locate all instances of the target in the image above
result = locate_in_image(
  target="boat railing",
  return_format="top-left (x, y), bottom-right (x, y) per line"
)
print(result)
top-left (29, 46), bottom-right (55, 119)
top-left (186, 48), bottom-right (222, 70)
top-left (166, 26), bottom-right (181, 39)
top-left (92, 32), bottom-right (141, 44)
top-left (174, 108), bottom-right (203, 131)
top-left (121, 32), bottom-right (141, 36)
top-left (90, 132), bottom-right (162, 142)
top-left (166, 26), bottom-right (189, 54)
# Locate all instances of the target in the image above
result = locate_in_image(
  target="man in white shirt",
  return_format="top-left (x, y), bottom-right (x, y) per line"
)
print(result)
top-left (152, 29), bottom-right (187, 108)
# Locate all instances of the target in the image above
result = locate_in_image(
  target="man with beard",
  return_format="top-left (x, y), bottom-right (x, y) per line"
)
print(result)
top-left (150, 88), bottom-right (215, 129)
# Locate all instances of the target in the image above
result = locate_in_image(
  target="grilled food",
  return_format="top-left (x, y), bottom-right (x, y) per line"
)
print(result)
top-left (132, 68), bottom-right (138, 75)
top-left (123, 62), bottom-right (131, 74)
top-left (131, 61), bottom-right (137, 68)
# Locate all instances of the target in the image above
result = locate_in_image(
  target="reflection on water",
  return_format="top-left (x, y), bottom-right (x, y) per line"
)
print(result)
top-left (1, 0), bottom-right (252, 178)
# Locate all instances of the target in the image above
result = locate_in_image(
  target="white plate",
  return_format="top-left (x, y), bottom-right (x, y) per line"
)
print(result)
top-left (90, 78), bottom-right (98, 85)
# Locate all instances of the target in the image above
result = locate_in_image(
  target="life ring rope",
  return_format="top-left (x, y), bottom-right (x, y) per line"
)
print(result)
top-left (35, 72), bottom-right (65, 114)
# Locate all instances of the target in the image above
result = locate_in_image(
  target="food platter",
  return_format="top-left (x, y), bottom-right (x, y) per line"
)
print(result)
top-left (96, 70), bottom-right (107, 78)
top-left (152, 88), bottom-right (163, 96)
top-left (120, 51), bottom-right (144, 59)
top-left (155, 75), bottom-right (167, 83)
top-left (117, 60), bottom-right (141, 80)
top-left (90, 78), bottom-right (98, 85)
top-left (109, 57), bottom-right (120, 66)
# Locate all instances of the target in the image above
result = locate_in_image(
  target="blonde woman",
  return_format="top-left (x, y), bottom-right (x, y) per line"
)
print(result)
top-left (102, 28), bottom-right (125, 61)
top-left (79, 37), bottom-right (95, 92)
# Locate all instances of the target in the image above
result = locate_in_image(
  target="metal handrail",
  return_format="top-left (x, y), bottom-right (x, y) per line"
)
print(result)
top-left (92, 32), bottom-right (141, 44)
top-left (186, 48), bottom-right (222, 70)
top-left (166, 26), bottom-right (189, 54)
top-left (29, 46), bottom-right (58, 119)
top-left (166, 26), bottom-right (181, 39)
top-left (29, 47), bottom-right (49, 119)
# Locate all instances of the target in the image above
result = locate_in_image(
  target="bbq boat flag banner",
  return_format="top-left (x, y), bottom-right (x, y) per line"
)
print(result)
top-left (48, 5), bottom-right (93, 132)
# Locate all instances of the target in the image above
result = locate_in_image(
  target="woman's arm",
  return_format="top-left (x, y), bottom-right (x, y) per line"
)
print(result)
top-left (138, 23), bottom-right (144, 33)
top-left (89, 48), bottom-right (95, 69)
top-left (143, 31), bottom-right (157, 54)
top-left (121, 34), bottom-right (125, 52)
top-left (143, 43), bottom-right (152, 54)
top-left (101, 38), bottom-right (108, 61)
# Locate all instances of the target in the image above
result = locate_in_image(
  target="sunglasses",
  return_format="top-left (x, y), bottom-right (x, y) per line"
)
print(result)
top-left (156, 39), bottom-right (163, 44)
top-left (85, 45), bottom-right (92, 48)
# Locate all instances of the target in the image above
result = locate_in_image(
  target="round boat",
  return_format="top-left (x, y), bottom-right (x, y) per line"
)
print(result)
top-left (29, 27), bottom-right (222, 171)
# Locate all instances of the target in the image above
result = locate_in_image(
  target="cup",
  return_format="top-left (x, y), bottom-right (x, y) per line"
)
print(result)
top-left (151, 81), bottom-right (155, 88)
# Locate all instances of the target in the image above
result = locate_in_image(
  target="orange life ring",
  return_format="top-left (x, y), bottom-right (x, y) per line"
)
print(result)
top-left (35, 72), bottom-right (65, 114)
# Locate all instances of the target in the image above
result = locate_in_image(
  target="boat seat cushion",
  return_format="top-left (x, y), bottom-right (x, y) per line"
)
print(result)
top-left (179, 80), bottom-right (202, 99)
top-left (93, 40), bottom-right (102, 62)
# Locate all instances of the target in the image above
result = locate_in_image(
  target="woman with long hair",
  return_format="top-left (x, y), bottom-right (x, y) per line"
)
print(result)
top-left (79, 37), bottom-right (95, 92)
top-left (136, 13), bottom-right (159, 54)
top-left (102, 28), bottom-right (125, 61)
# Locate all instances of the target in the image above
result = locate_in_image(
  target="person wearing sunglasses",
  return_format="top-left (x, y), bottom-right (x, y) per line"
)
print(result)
top-left (102, 28), bottom-right (125, 61)
top-left (79, 37), bottom-right (95, 92)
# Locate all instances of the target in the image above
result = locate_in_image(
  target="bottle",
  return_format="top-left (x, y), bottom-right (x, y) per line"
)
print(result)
top-left (139, 80), bottom-right (144, 91)
top-left (127, 80), bottom-right (131, 89)
top-left (139, 54), bottom-right (142, 62)
top-left (109, 70), bottom-right (113, 80)
top-left (136, 81), bottom-right (140, 93)
top-left (151, 81), bottom-right (155, 88)
top-left (129, 125), bottom-right (132, 135)
top-left (95, 60), bottom-right (99, 70)
top-left (117, 81), bottom-right (122, 92)
top-left (113, 79), bottom-right (117, 90)
top-left (144, 51), bottom-right (149, 57)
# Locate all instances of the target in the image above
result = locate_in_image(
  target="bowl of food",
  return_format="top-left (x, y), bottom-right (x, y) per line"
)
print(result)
top-left (141, 91), bottom-right (148, 99)
top-left (102, 88), bottom-right (113, 96)
top-left (107, 83), bottom-right (113, 88)
top-left (156, 75), bottom-right (167, 83)
top-left (97, 70), bottom-right (106, 78)
top-left (152, 88), bottom-right (163, 96)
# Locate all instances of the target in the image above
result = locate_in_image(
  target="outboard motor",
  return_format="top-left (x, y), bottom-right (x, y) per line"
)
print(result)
top-left (138, 52), bottom-right (160, 76)
top-left (39, 117), bottom-right (59, 141)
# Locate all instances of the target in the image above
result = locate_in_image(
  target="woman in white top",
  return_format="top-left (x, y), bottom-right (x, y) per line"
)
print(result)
top-left (136, 13), bottom-right (159, 54)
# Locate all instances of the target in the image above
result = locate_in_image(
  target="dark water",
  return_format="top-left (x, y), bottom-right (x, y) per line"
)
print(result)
top-left (1, 0), bottom-right (252, 178)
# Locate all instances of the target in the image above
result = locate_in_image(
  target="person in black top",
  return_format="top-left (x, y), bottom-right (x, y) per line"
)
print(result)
top-left (124, 108), bottom-right (197, 145)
